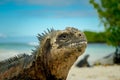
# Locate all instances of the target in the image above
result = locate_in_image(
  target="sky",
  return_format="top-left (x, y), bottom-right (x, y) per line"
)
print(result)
top-left (0, 0), bottom-right (104, 42)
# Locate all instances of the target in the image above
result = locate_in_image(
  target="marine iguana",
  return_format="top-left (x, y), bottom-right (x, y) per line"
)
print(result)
top-left (76, 54), bottom-right (90, 67)
top-left (0, 27), bottom-right (87, 80)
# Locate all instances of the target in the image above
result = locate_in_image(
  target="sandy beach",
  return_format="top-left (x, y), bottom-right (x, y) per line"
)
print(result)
top-left (67, 65), bottom-right (120, 80)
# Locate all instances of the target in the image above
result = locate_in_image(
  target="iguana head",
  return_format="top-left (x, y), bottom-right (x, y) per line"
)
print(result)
top-left (37, 27), bottom-right (87, 79)
top-left (49, 27), bottom-right (87, 60)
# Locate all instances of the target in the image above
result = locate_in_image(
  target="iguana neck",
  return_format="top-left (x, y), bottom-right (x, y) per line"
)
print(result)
top-left (10, 55), bottom-right (64, 80)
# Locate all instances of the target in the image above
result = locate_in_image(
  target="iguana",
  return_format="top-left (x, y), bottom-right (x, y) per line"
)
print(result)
top-left (0, 27), bottom-right (87, 80)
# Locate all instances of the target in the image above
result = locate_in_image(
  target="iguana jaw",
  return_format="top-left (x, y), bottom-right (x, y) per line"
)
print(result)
top-left (68, 40), bottom-right (87, 48)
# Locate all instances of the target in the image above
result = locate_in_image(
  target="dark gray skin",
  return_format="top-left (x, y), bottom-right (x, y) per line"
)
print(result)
top-left (76, 54), bottom-right (90, 67)
top-left (0, 27), bottom-right (87, 80)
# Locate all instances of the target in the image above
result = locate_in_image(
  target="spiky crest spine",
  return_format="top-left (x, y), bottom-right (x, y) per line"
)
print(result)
top-left (0, 28), bottom-right (54, 74)
top-left (37, 28), bottom-right (54, 41)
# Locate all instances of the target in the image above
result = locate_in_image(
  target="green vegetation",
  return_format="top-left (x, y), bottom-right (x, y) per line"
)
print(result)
top-left (89, 0), bottom-right (120, 47)
top-left (89, 0), bottom-right (120, 64)
top-left (84, 31), bottom-right (106, 43)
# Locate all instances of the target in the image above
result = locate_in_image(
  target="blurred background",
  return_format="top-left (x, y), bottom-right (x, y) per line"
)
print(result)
top-left (0, 0), bottom-right (120, 80)
top-left (0, 0), bottom-right (117, 63)
top-left (0, 0), bottom-right (116, 62)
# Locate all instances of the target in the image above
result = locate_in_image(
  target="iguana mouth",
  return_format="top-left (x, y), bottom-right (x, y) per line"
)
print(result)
top-left (67, 40), bottom-right (87, 53)
top-left (68, 40), bottom-right (87, 47)
top-left (70, 41), bottom-right (87, 47)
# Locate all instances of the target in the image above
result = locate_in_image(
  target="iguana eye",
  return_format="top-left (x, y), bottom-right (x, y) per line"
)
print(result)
top-left (58, 33), bottom-right (69, 40)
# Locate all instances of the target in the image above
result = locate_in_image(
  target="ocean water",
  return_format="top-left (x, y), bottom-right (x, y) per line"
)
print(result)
top-left (79, 43), bottom-right (115, 64)
top-left (0, 42), bottom-right (37, 61)
top-left (0, 43), bottom-right (115, 62)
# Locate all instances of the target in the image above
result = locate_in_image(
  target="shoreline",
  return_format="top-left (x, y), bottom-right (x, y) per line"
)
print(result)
top-left (0, 49), bottom-right (32, 61)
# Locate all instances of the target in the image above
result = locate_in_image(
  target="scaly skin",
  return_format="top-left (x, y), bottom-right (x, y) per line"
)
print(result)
top-left (0, 27), bottom-right (87, 80)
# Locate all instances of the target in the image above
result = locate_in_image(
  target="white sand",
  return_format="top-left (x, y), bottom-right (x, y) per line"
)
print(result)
top-left (67, 65), bottom-right (120, 80)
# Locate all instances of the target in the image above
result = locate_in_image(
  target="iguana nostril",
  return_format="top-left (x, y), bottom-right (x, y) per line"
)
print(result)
top-left (78, 33), bottom-right (81, 36)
